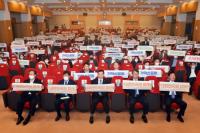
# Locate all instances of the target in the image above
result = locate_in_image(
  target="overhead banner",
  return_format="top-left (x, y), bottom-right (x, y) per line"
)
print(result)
top-left (159, 82), bottom-right (190, 92)
top-left (106, 47), bottom-right (121, 53)
top-left (104, 70), bottom-right (129, 78)
top-left (139, 70), bottom-right (162, 77)
top-left (59, 53), bottom-right (79, 59)
top-left (12, 83), bottom-right (43, 91)
top-left (184, 55), bottom-right (200, 63)
top-left (73, 72), bottom-right (97, 80)
top-left (48, 85), bottom-right (77, 94)
top-left (30, 50), bottom-right (45, 55)
top-left (137, 46), bottom-right (154, 51)
top-left (176, 45), bottom-right (193, 50)
top-left (123, 80), bottom-right (152, 90)
top-left (128, 50), bottom-right (146, 56)
top-left (85, 84), bottom-right (115, 92)
top-left (167, 50), bottom-right (186, 57)
top-left (164, 39), bottom-right (176, 45)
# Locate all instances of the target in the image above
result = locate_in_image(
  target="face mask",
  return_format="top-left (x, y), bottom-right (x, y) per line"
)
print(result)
top-left (20, 56), bottom-right (24, 59)
top-left (135, 59), bottom-right (138, 62)
top-left (155, 62), bottom-right (160, 66)
top-left (45, 60), bottom-right (49, 64)
top-left (29, 75), bottom-right (35, 80)
top-left (12, 61), bottom-right (17, 65)
top-left (64, 76), bottom-right (69, 81)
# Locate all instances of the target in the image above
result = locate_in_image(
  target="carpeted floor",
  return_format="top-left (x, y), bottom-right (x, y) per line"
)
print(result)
top-left (0, 94), bottom-right (200, 133)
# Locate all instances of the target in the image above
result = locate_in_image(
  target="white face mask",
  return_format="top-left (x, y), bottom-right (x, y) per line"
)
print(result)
top-left (29, 75), bottom-right (35, 80)
top-left (12, 61), bottom-right (17, 65)
top-left (64, 76), bottom-right (69, 81)
top-left (135, 59), bottom-right (138, 62)
top-left (45, 60), bottom-right (49, 64)
top-left (155, 62), bottom-right (160, 66)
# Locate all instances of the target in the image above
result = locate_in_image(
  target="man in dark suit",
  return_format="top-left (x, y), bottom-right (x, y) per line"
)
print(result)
top-left (89, 70), bottom-right (110, 124)
top-left (16, 70), bottom-right (42, 125)
top-left (140, 37), bottom-right (149, 46)
top-left (164, 72), bottom-right (187, 123)
top-left (55, 71), bottom-right (76, 122)
top-left (125, 70), bottom-right (149, 123)
top-left (81, 63), bottom-right (94, 73)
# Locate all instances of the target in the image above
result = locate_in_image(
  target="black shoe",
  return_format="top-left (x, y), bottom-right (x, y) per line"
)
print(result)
top-left (23, 116), bottom-right (31, 125)
top-left (66, 113), bottom-right (70, 121)
top-left (106, 116), bottom-right (110, 124)
top-left (142, 115), bottom-right (148, 123)
top-left (16, 116), bottom-right (24, 125)
top-left (89, 116), bottom-right (94, 124)
top-left (130, 115), bottom-right (134, 124)
top-left (55, 115), bottom-right (61, 121)
top-left (177, 115), bottom-right (184, 123)
top-left (166, 115), bottom-right (171, 122)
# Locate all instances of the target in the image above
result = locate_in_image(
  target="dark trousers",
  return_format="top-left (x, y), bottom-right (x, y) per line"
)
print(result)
top-left (189, 77), bottom-right (196, 93)
top-left (16, 94), bottom-right (38, 118)
top-left (128, 96), bottom-right (149, 115)
top-left (55, 98), bottom-right (71, 117)
top-left (165, 97), bottom-right (187, 116)
top-left (90, 95), bottom-right (110, 114)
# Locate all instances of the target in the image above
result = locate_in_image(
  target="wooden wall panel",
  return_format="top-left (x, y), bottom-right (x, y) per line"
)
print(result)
top-left (166, 6), bottom-right (177, 16)
top-left (0, 20), bottom-right (13, 44)
top-left (30, 6), bottom-right (43, 16)
top-left (175, 21), bottom-right (186, 36)
top-left (180, 1), bottom-right (198, 13)
top-left (0, 0), bottom-right (4, 10)
top-left (193, 20), bottom-right (200, 42)
top-left (160, 22), bottom-right (171, 35)
top-left (8, 1), bottom-right (28, 13)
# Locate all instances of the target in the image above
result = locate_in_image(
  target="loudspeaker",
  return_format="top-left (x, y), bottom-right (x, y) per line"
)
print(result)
top-left (83, 12), bottom-right (88, 16)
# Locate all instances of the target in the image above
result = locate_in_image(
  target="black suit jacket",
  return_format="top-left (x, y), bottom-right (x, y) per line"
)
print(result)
top-left (91, 78), bottom-right (110, 97)
top-left (56, 79), bottom-right (76, 99)
top-left (22, 78), bottom-right (42, 98)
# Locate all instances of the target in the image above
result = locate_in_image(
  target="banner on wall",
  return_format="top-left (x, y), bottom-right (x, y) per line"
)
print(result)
top-left (159, 82), bottom-right (190, 92)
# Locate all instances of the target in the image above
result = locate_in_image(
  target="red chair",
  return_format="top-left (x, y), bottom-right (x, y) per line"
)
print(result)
top-left (111, 76), bottom-right (126, 112)
top-left (8, 58), bottom-right (21, 76)
top-left (76, 76), bottom-right (91, 112)
top-left (145, 76), bottom-right (160, 112)
top-left (98, 61), bottom-right (108, 70)
top-left (121, 60), bottom-right (133, 71)
top-left (37, 68), bottom-right (49, 80)
top-left (175, 60), bottom-right (187, 82)
top-left (193, 71), bottom-right (200, 99)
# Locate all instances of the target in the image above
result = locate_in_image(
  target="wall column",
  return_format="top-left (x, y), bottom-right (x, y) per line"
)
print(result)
top-left (175, 10), bottom-right (186, 36)
top-left (36, 15), bottom-right (46, 34)
top-left (161, 16), bottom-right (172, 35)
top-left (0, 0), bottom-right (13, 44)
top-left (20, 9), bottom-right (33, 37)
top-left (193, 2), bottom-right (200, 42)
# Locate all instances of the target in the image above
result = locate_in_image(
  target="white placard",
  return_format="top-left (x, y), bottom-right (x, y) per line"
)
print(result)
top-left (127, 41), bottom-right (139, 45)
top-left (149, 41), bottom-right (163, 46)
top-left (1, 52), bottom-right (9, 58)
top-left (167, 50), bottom-right (186, 56)
top-left (12, 47), bottom-right (28, 53)
top-left (186, 41), bottom-right (196, 45)
top-left (128, 50), bottom-right (146, 56)
top-left (194, 44), bottom-right (200, 49)
top-left (12, 83), bottom-right (43, 91)
top-left (26, 41), bottom-right (39, 46)
top-left (42, 40), bottom-right (54, 45)
top-left (104, 53), bottom-right (124, 59)
top-left (87, 46), bottom-right (102, 51)
top-left (146, 65), bottom-right (170, 73)
top-left (123, 80), bottom-right (152, 90)
top-left (18, 60), bottom-right (30, 66)
top-left (48, 85), bottom-right (77, 94)
top-left (30, 50), bottom-right (45, 55)
top-left (184, 55), bottom-right (200, 63)
top-left (139, 70), bottom-right (162, 77)
top-left (73, 73), bottom-right (97, 80)
top-left (159, 82), bottom-right (190, 92)
top-left (114, 43), bottom-right (123, 48)
top-left (137, 46), bottom-right (154, 51)
top-left (0, 43), bottom-right (7, 48)
top-left (176, 44), bottom-right (193, 50)
top-left (104, 70), bottom-right (129, 78)
top-left (85, 84), bottom-right (115, 92)
top-left (53, 42), bottom-right (62, 46)
top-left (164, 39), bottom-right (176, 45)
top-left (59, 53), bottom-right (79, 59)
top-left (122, 45), bottom-right (134, 49)
top-left (79, 46), bottom-right (87, 51)
top-left (156, 46), bottom-right (171, 51)
top-left (106, 47), bottom-right (121, 53)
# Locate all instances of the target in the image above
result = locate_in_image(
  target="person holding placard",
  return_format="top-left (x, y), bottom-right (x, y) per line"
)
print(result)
top-left (164, 72), bottom-right (187, 123)
top-left (89, 70), bottom-right (111, 124)
top-left (16, 70), bottom-right (42, 125)
top-left (125, 70), bottom-right (149, 124)
top-left (55, 71), bottom-right (76, 122)
top-left (81, 63), bottom-right (94, 73)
